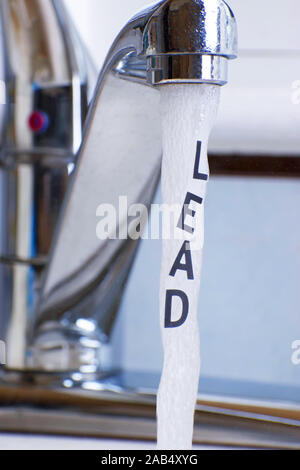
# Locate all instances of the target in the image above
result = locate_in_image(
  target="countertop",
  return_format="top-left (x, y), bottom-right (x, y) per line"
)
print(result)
top-left (0, 434), bottom-right (232, 451)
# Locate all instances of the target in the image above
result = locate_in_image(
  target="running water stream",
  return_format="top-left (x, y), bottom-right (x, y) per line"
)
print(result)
top-left (157, 84), bottom-right (221, 450)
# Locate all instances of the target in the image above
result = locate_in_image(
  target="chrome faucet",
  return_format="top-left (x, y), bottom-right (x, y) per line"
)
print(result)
top-left (0, 0), bottom-right (270, 445)
top-left (33, 0), bottom-right (237, 376)
top-left (0, 0), bottom-right (237, 373)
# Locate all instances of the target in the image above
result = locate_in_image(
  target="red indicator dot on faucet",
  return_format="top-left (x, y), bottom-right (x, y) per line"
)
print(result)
top-left (28, 111), bottom-right (49, 134)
